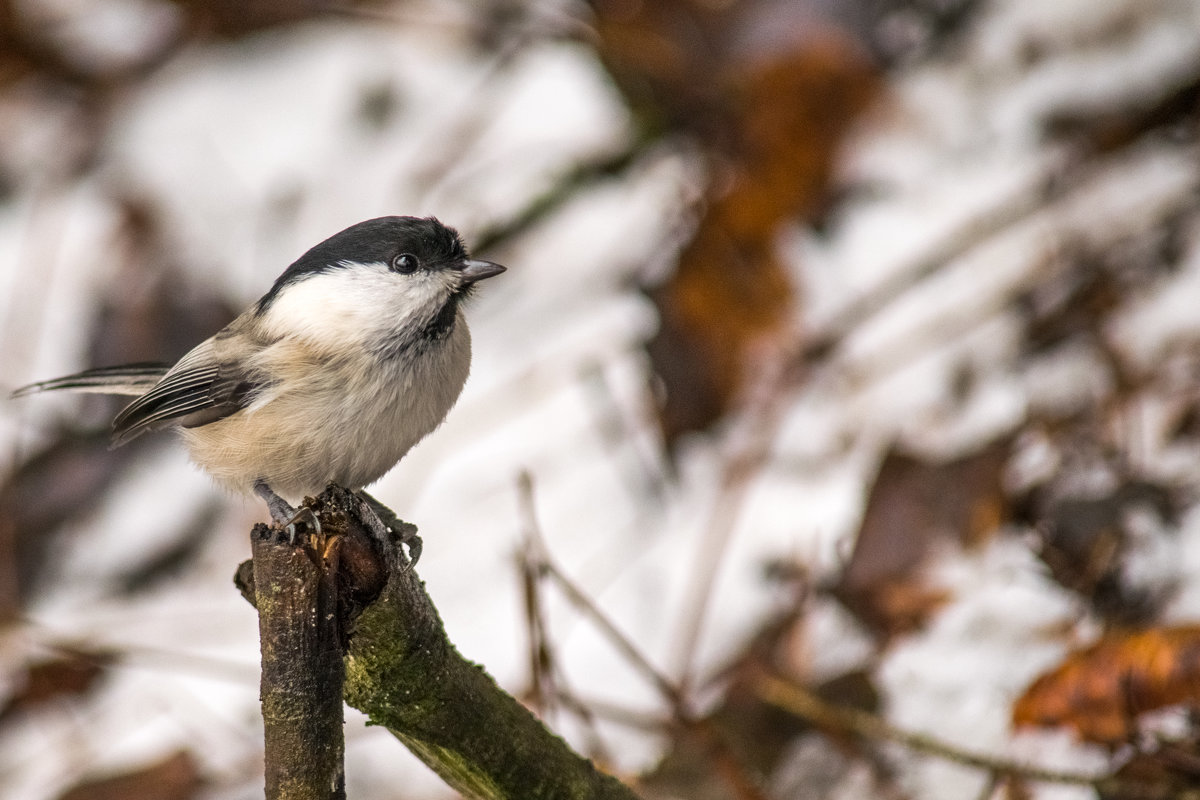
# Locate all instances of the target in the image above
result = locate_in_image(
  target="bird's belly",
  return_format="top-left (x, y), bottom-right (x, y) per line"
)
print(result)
top-left (179, 334), bottom-right (471, 502)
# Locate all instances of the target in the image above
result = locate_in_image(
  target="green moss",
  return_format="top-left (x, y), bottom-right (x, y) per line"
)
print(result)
top-left (341, 567), bottom-right (640, 800)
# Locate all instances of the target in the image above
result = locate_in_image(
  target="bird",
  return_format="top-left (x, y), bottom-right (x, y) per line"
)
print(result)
top-left (13, 215), bottom-right (505, 556)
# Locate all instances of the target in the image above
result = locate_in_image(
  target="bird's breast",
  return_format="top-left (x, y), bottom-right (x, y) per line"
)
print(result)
top-left (180, 317), bottom-right (472, 501)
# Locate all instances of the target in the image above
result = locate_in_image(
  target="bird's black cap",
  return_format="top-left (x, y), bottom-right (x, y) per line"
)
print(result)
top-left (256, 216), bottom-right (470, 314)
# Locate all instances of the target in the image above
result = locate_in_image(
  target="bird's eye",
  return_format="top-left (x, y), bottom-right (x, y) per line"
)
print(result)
top-left (391, 253), bottom-right (420, 274)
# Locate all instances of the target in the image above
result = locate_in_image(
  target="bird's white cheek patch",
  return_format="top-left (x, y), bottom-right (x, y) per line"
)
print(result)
top-left (260, 264), bottom-right (449, 348)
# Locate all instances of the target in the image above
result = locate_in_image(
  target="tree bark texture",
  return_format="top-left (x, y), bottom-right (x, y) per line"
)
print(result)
top-left (251, 522), bottom-right (346, 800)
top-left (240, 485), bottom-right (641, 800)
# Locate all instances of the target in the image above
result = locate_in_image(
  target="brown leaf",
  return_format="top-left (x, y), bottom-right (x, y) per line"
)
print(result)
top-left (1013, 625), bottom-right (1200, 744)
top-left (646, 35), bottom-right (878, 441)
top-left (834, 438), bottom-right (1012, 637)
top-left (0, 433), bottom-right (142, 610)
top-left (1015, 479), bottom-right (1178, 625)
top-left (1102, 737), bottom-right (1200, 800)
top-left (56, 751), bottom-right (202, 800)
top-left (0, 648), bottom-right (117, 725)
top-left (647, 228), bottom-right (796, 442)
top-left (593, 0), bottom-right (879, 443)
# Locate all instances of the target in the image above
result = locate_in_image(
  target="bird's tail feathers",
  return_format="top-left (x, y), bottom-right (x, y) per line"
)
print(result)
top-left (11, 363), bottom-right (169, 398)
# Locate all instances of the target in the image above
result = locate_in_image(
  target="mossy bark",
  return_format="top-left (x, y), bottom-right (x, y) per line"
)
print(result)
top-left (251, 522), bottom-right (346, 800)
top-left (341, 517), bottom-right (640, 799)
top-left (240, 485), bottom-right (641, 800)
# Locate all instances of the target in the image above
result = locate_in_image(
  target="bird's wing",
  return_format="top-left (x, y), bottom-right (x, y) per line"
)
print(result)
top-left (12, 363), bottom-right (171, 397)
top-left (111, 343), bottom-right (266, 446)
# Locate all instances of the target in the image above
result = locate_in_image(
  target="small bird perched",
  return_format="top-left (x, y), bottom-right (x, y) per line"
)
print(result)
top-left (13, 215), bottom-right (505, 550)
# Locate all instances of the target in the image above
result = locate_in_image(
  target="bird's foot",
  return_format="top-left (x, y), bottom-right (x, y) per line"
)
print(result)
top-left (355, 490), bottom-right (423, 571)
top-left (254, 480), bottom-right (294, 523)
top-left (254, 480), bottom-right (320, 544)
top-left (389, 521), bottom-right (422, 570)
top-left (283, 507), bottom-right (321, 545)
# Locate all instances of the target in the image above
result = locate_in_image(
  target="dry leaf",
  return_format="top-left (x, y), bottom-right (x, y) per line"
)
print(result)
top-left (1016, 479), bottom-right (1177, 625)
top-left (835, 438), bottom-right (1011, 637)
top-left (592, 0), bottom-right (878, 443)
top-left (0, 647), bottom-right (117, 725)
top-left (1013, 625), bottom-right (1200, 744)
top-left (56, 751), bottom-right (202, 800)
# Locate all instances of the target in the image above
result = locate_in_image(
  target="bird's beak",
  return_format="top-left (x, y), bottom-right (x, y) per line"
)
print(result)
top-left (459, 259), bottom-right (506, 283)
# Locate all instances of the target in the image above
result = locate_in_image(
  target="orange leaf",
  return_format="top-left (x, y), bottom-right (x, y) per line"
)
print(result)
top-left (1013, 625), bottom-right (1200, 744)
top-left (592, 1), bottom-right (879, 443)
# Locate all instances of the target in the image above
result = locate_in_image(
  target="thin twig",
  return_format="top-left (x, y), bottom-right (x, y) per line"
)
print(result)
top-left (516, 473), bottom-right (773, 800)
top-left (973, 771), bottom-right (1004, 800)
top-left (554, 694), bottom-right (673, 733)
top-left (516, 472), bottom-right (684, 708)
top-left (758, 673), bottom-right (1089, 783)
top-left (472, 141), bottom-right (649, 254)
top-left (519, 531), bottom-right (556, 714)
top-left (758, 673), bottom-right (1200, 800)
top-left (671, 352), bottom-right (796, 694)
top-left (517, 508), bottom-right (614, 762)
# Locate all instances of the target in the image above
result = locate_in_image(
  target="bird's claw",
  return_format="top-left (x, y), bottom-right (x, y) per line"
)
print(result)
top-left (353, 491), bottom-right (422, 571)
top-left (394, 523), bottom-right (422, 571)
top-left (255, 480), bottom-right (320, 544)
top-left (283, 506), bottom-right (321, 545)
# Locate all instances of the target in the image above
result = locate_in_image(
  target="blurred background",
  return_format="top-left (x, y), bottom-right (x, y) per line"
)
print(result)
top-left (2, 0), bottom-right (1200, 798)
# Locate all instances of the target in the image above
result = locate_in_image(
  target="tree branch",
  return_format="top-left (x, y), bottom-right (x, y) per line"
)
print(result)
top-left (247, 522), bottom-right (346, 800)
top-left (237, 485), bottom-right (641, 800)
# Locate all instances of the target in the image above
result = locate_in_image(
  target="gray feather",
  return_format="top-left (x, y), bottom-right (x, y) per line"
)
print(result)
top-left (110, 345), bottom-right (265, 446)
top-left (11, 364), bottom-right (170, 398)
